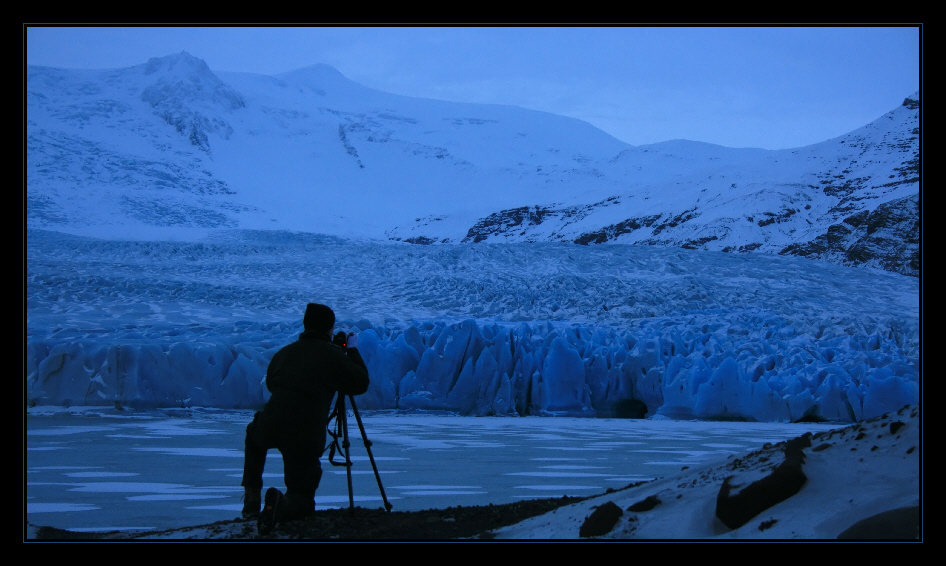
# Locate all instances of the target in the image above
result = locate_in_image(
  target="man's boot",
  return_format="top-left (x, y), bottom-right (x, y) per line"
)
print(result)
top-left (241, 487), bottom-right (261, 519)
top-left (282, 489), bottom-right (316, 521)
top-left (258, 487), bottom-right (284, 535)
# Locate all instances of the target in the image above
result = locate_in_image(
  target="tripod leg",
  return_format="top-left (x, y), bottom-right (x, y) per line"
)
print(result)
top-left (348, 396), bottom-right (393, 512)
top-left (337, 397), bottom-right (355, 510)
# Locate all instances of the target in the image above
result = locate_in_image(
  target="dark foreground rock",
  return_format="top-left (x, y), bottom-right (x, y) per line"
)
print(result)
top-left (29, 495), bottom-right (589, 541)
top-left (836, 505), bottom-right (920, 540)
top-left (715, 433), bottom-right (811, 530)
top-left (579, 501), bottom-right (624, 538)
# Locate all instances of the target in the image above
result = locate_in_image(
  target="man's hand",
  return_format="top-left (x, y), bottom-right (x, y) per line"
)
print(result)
top-left (333, 331), bottom-right (359, 349)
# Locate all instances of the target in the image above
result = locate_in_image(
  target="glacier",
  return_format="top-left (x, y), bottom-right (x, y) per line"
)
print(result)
top-left (24, 53), bottom-right (921, 424)
top-left (25, 229), bottom-right (919, 423)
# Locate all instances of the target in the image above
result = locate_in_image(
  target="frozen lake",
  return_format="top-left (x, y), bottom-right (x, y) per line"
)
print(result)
top-left (25, 407), bottom-right (845, 534)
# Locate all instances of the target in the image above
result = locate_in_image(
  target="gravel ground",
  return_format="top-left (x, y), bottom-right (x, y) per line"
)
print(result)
top-left (29, 494), bottom-right (601, 540)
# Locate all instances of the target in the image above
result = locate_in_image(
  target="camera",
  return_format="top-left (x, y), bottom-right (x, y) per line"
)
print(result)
top-left (333, 331), bottom-right (349, 348)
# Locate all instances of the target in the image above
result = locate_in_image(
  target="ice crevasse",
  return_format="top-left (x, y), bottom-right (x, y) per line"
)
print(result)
top-left (26, 314), bottom-right (919, 422)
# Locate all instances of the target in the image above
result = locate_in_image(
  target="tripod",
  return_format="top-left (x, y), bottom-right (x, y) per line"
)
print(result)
top-left (327, 394), bottom-right (393, 512)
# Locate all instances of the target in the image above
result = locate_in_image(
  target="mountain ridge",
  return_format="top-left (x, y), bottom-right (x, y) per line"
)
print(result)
top-left (25, 52), bottom-right (920, 276)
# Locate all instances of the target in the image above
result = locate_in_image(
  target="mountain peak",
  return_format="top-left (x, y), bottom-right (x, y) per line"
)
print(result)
top-left (138, 51), bottom-right (244, 114)
top-left (294, 62), bottom-right (345, 76)
top-left (902, 91), bottom-right (919, 109)
top-left (280, 62), bottom-right (346, 78)
top-left (275, 63), bottom-right (360, 92)
top-left (143, 51), bottom-right (212, 76)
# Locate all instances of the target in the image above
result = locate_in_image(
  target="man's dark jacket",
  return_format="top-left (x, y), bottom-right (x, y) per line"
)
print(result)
top-left (256, 330), bottom-right (369, 455)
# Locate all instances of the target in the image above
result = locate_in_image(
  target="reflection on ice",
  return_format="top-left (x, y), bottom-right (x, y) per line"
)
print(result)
top-left (28, 503), bottom-right (99, 513)
top-left (64, 472), bottom-right (138, 478)
top-left (27, 410), bottom-right (845, 533)
top-left (132, 447), bottom-right (245, 458)
top-left (515, 485), bottom-right (603, 492)
top-left (127, 494), bottom-right (229, 501)
top-left (28, 426), bottom-right (113, 436)
top-left (505, 472), bottom-right (615, 478)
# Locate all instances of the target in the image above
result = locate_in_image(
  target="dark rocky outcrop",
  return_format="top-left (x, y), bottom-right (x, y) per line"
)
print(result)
top-left (462, 205), bottom-right (555, 243)
top-left (579, 501), bottom-right (624, 538)
top-left (715, 433), bottom-right (811, 530)
top-left (627, 495), bottom-right (661, 513)
top-left (780, 194), bottom-right (919, 277)
top-left (836, 505), bottom-right (919, 539)
top-left (574, 214), bottom-right (663, 245)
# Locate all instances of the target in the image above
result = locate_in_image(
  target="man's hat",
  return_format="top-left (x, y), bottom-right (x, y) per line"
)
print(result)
top-left (303, 303), bottom-right (335, 332)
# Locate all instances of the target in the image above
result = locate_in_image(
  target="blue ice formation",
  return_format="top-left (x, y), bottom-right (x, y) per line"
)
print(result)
top-left (25, 315), bottom-right (919, 422)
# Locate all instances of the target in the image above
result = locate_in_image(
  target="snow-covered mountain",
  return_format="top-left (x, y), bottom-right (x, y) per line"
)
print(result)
top-left (26, 52), bottom-right (919, 276)
top-left (24, 52), bottom-right (920, 423)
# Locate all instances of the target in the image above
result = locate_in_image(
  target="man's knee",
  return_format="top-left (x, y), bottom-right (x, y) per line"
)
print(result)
top-left (245, 412), bottom-right (276, 449)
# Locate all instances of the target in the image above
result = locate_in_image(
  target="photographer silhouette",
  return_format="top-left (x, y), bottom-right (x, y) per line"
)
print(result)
top-left (240, 303), bottom-right (369, 533)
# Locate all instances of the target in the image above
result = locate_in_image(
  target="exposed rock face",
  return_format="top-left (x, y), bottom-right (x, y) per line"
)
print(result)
top-left (458, 94), bottom-right (920, 279)
top-left (780, 194), bottom-right (919, 277)
top-left (573, 214), bottom-right (669, 246)
top-left (140, 52), bottom-right (245, 153)
top-left (462, 205), bottom-right (556, 243)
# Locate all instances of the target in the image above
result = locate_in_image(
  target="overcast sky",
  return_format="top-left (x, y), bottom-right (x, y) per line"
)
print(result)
top-left (24, 25), bottom-right (921, 150)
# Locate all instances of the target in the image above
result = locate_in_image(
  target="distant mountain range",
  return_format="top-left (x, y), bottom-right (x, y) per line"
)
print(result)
top-left (25, 52), bottom-right (920, 276)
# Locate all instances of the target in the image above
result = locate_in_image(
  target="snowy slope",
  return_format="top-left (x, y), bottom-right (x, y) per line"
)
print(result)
top-left (25, 53), bottom-right (920, 275)
top-left (491, 404), bottom-right (920, 540)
